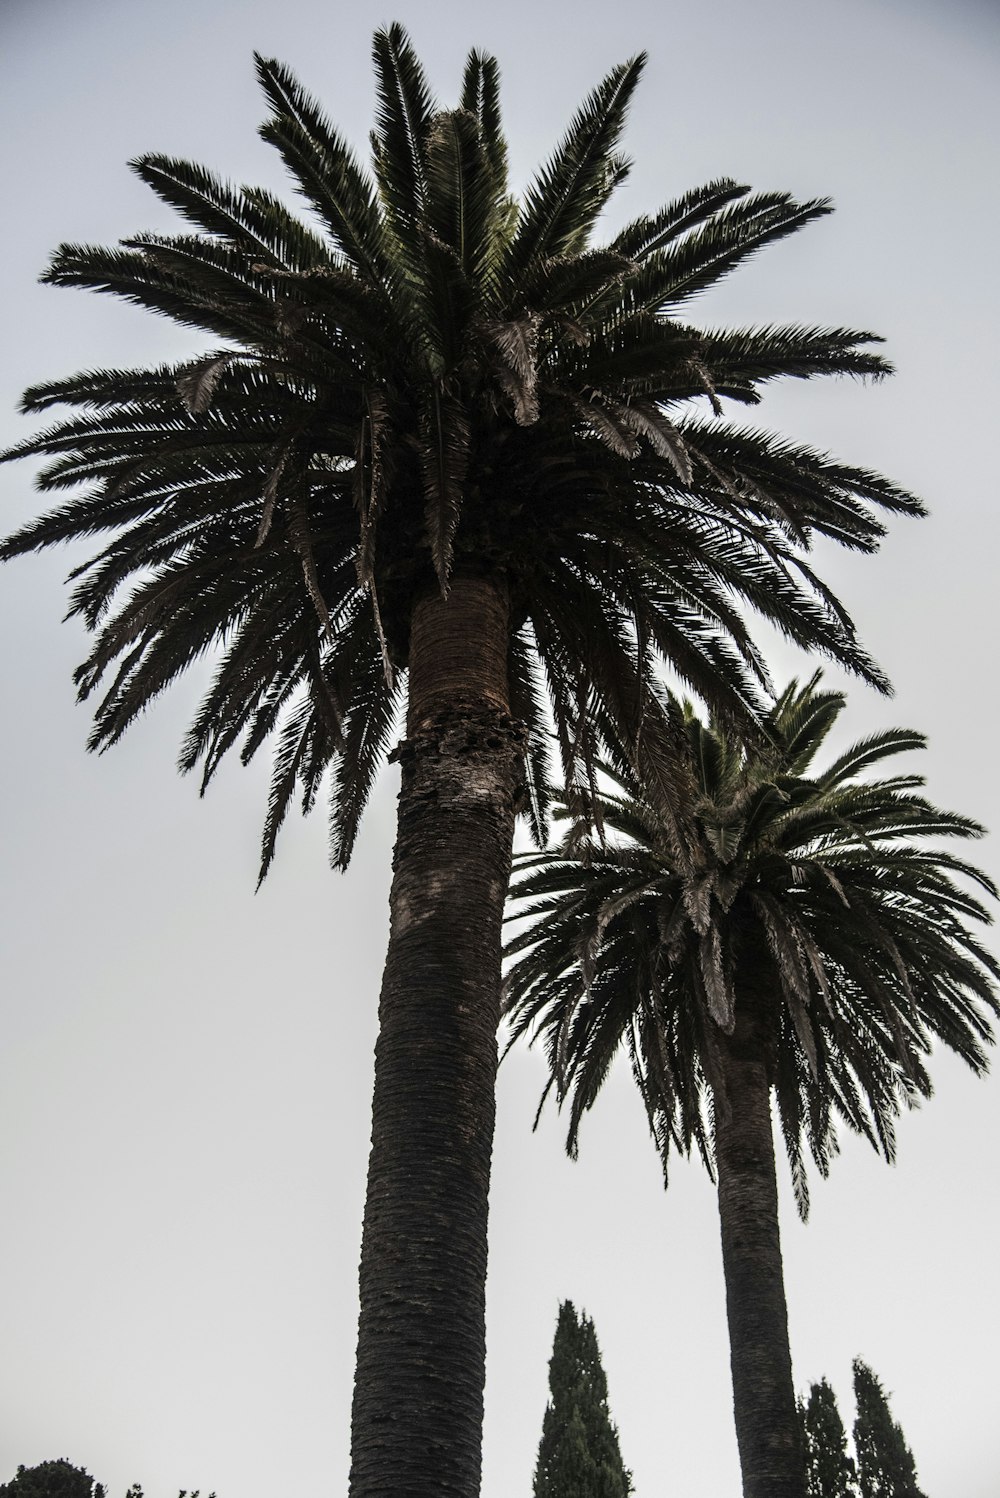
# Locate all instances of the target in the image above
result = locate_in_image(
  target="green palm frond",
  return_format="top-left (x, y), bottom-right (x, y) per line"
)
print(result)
top-left (131, 154), bottom-right (334, 272)
top-left (371, 24), bottom-right (436, 234)
top-left (460, 50), bottom-right (508, 198)
top-left (629, 191), bottom-right (835, 312)
top-left (507, 54), bottom-right (646, 273)
top-left (698, 324), bottom-right (893, 387)
top-left (611, 178), bottom-right (751, 260)
top-left (255, 54), bottom-right (385, 284)
top-left (423, 106), bottom-right (513, 295)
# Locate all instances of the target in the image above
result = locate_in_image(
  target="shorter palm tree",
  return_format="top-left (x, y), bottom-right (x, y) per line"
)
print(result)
top-left (504, 677), bottom-right (999, 1498)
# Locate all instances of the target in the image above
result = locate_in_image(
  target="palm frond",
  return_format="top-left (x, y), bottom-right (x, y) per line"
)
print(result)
top-left (460, 50), bottom-right (508, 200)
top-left (255, 54), bottom-right (385, 282)
top-left (370, 24), bottom-right (436, 233)
top-left (508, 55), bottom-right (645, 274)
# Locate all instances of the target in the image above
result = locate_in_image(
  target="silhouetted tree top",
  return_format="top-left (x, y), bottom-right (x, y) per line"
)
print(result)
top-left (0, 1462), bottom-right (103, 1498)
top-left (853, 1361), bottom-right (927, 1498)
top-left (534, 1300), bottom-right (632, 1498)
top-left (800, 1379), bottom-right (859, 1497)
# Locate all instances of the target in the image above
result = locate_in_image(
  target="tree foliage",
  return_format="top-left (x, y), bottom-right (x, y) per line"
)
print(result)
top-left (534, 1301), bottom-right (632, 1498)
top-left (505, 675), bottom-right (1000, 1216)
top-left (853, 1361), bottom-right (927, 1498)
top-left (0, 1469), bottom-right (211, 1498)
top-left (800, 1380), bottom-right (859, 1497)
top-left (0, 1463), bottom-right (104, 1498)
top-left (798, 1364), bottom-right (928, 1498)
top-left (1, 27), bottom-right (921, 882)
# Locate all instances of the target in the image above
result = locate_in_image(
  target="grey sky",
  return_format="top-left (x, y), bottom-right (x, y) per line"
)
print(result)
top-left (1, 1), bottom-right (998, 1495)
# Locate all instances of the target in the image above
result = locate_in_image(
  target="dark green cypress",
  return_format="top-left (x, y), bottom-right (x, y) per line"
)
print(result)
top-left (534, 1301), bottom-right (632, 1498)
top-left (799, 1379), bottom-right (859, 1497)
top-left (852, 1361), bottom-right (927, 1498)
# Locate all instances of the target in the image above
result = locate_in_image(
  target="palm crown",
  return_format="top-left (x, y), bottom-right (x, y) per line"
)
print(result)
top-left (504, 676), bottom-right (1000, 1214)
top-left (1, 27), bottom-right (920, 877)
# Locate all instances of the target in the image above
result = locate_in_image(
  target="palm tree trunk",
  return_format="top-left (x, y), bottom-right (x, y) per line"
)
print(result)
top-left (349, 575), bottom-right (525, 1498)
top-left (713, 1014), bottom-right (806, 1498)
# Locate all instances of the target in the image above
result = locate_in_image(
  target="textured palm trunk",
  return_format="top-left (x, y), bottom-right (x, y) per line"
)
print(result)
top-left (713, 1011), bottom-right (806, 1498)
top-left (348, 575), bottom-right (525, 1498)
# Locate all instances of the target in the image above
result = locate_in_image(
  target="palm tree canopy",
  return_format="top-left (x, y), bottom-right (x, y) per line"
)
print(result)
top-left (504, 676), bottom-right (1000, 1215)
top-left (1, 26), bottom-right (922, 877)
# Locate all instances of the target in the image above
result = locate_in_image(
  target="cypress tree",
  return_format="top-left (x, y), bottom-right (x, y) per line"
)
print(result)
top-left (799, 1379), bottom-right (859, 1497)
top-left (852, 1360), bottom-right (927, 1498)
top-left (534, 1301), bottom-right (632, 1498)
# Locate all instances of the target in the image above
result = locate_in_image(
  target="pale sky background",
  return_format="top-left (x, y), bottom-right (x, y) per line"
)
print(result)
top-left (1, 1), bottom-right (998, 1495)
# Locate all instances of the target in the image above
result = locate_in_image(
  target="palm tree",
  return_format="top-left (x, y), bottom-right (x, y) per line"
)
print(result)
top-left (1, 27), bottom-right (923, 1497)
top-left (504, 678), bottom-right (999, 1498)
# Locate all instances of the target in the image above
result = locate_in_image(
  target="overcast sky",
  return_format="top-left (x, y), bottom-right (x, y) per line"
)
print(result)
top-left (1, 1), bottom-right (998, 1495)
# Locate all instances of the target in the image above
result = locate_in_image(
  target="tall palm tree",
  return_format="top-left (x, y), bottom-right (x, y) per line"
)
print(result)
top-left (504, 678), bottom-right (999, 1498)
top-left (1, 27), bottom-right (923, 1497)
